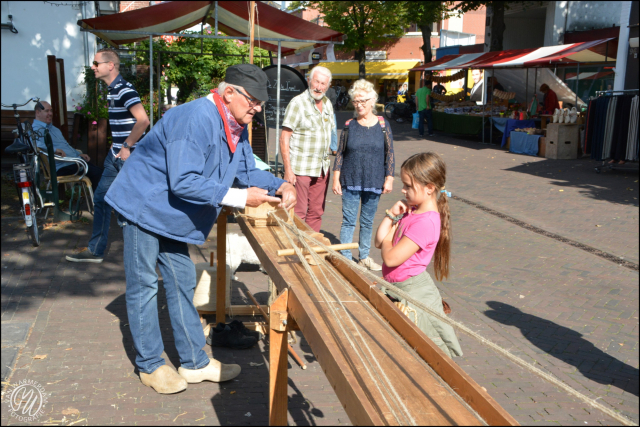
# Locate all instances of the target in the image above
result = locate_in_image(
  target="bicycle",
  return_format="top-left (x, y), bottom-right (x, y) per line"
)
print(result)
top-left (384, 94), bottom-right (416, 123)
top-left (3, 97), bottom-right (48, 246)
top-left (335, 86), bottom-right (350, 111)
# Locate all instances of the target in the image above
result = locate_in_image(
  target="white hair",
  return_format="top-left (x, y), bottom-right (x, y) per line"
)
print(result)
top-left (218, 81), bottom-right (244, 94)
top-left (348, 79), bottom-right (379, 115)
top-left (308, 65), bottom-right (332, 84)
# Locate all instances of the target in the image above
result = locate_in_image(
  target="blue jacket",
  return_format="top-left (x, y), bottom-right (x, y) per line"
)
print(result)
top-left (105, 97), bottom-right (285, 245)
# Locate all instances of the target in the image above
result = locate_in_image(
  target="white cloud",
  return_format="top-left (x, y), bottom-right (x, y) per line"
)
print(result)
top-left (52, 38), bottom-right (60, 52)
top-left (63, 36), bottom-right (71, 50)
top-left (31, 33), bottom-right (42, 48)
top-left (65, 22), bottom-right (78, 38)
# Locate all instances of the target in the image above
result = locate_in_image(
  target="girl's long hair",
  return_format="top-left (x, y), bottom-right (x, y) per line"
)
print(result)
top-left (401, 152), bottom-right (451, 281)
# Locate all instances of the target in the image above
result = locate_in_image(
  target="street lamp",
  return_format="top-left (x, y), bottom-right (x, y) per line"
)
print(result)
top-left (431, 45), bottom-right (436, 61)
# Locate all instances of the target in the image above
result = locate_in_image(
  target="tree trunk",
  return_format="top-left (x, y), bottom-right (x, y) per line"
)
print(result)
top-left (419, 23), bottom-right (433, 63)
top-left (490, 2), bottom-right (506, 52)
top-left (355, 48), bottom-right (366, 79)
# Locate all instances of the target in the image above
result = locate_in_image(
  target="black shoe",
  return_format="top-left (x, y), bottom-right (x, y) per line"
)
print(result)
top-left (207, 323), bottom-right (257, 349)
top-left (228, 320), bottom-right (264, 341)
top-left (428, 133), bottom-right (435, 137)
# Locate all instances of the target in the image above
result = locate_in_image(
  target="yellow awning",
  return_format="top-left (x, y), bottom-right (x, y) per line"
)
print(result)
top-left (321, 61), bottom-right (421, 80)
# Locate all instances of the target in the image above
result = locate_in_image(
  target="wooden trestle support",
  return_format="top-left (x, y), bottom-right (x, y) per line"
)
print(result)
top-left (214, 205), bottom-right (518, 426)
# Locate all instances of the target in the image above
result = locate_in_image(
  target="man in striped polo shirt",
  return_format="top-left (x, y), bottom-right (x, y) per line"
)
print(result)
top-left (67, 48), bottom-right (149, 263)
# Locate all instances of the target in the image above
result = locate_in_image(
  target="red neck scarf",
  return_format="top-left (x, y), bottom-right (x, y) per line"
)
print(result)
top-left (210, 89), bottom-right (245, 153)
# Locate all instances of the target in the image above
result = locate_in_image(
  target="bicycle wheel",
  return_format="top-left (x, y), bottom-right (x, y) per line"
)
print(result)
top-left (384, 103), bottom-right (395, 119)
top-left (22, 187), bottom-right (40, 246)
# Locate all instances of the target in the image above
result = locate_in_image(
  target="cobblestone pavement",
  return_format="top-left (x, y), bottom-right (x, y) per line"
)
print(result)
top-left (1, 114), bottom-right (637, 426)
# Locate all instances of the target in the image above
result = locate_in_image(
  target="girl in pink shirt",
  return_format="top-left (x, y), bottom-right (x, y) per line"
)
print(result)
top-left (375, 152), bottom-right (462, 358)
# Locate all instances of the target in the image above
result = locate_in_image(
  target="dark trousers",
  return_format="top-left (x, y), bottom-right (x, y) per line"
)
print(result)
top-left (418, 109), bottom-right (433, 136)
top-left (57, 162), bottom-right (104, 190)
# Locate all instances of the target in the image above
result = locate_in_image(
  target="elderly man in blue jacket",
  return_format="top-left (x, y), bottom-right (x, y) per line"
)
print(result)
top-left (105, 64), bottom-right (296, 394)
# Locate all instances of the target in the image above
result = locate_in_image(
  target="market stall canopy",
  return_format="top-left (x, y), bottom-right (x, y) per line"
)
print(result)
top-left (77, 1), bottom-right (344, 55)
top-left (409, 39), bottom-right (616, 71)
top-left (322, 61), bottom-right (421, 79)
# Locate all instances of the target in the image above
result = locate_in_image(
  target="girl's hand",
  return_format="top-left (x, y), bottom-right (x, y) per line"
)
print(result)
top-left (332, 178), bottom-right (342, 195)
top-left (382, 176), bottom-right (393, 194)
top-left (390, 200), bottom-right (409, 217)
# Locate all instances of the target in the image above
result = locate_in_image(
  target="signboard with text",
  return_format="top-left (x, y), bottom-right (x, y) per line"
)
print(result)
top-left (257, 65), bottom-right (308, 129)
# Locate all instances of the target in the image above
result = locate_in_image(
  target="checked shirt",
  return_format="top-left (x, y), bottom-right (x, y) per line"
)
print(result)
top-left (282, 90), bottom-right (334, 177)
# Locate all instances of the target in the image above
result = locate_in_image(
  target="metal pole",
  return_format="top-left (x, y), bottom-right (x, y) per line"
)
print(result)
top-left (274, 41), bottom-right (282, 177)
top-left (157, 52), bottom-right (162, 118)
top-left (525, 68), bottom-right (528, 114)
top-left (149, 35), bottom-right (154, 128)
top-left (575, 62), bottom-right (579, 107)
top-left (482, 69), bottom-right (485, 144)
top-left (214, 1), bottom-right (218, 35)
top-left (534, 68), bottom-right (537, 109)
top-left (490, 69), bottom-right (494, 144)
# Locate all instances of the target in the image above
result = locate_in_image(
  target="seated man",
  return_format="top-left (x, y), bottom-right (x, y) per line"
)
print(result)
top-left (33, 101), bottom-right (103, 189)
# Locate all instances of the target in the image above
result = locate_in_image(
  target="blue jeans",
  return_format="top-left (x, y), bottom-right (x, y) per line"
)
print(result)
top-left (120, 219), bottom-right (210, 374)
top-left (330, 114), bottom-right (338, 152)
top-left (418, 109), bottom-right (433, 136)
top-left (340, 189), bottom-right (381, 260)
top-left (88, 153), bottom-right (123, 257)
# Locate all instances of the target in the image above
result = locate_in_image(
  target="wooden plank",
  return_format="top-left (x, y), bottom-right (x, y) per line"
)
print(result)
top-left (197, 304), bottom-right (269, 316)
top-left (216, 209), bottom-right (228, 324)
top-left (328, 255), bottom-right (519, 426)
top-left (269, 288), bottom-right (289, 426)
top-left (276, 242), bottom-right (358, 256)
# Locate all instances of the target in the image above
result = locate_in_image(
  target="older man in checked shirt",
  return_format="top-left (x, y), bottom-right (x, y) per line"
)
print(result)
top-left (280, 65), bottom-right (335, 232)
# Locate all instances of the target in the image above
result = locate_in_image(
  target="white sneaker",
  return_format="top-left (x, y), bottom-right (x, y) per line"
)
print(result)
top-left (178, 357), bottom-right (241, 383)
top-left (358, 257), bottom-right (382, 271)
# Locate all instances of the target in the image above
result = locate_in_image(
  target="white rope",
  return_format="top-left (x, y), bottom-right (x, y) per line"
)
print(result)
top-left (271, 218), bottom-right (638, 427)
top-left (271, 211), bottom-right (416, 425)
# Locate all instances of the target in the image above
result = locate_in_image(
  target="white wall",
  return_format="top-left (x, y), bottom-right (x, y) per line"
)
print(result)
top-left (1, 1), bottom-right (97, 110)
top-left (544, 1), bottom-right (623, 46)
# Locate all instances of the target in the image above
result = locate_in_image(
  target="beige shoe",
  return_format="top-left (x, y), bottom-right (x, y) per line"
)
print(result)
top-left (178, 358), bottom-right (241, 383)
top-left (359, 257), bottom-right (382, 271)
top-left (139, 365), bottom-right (188, 394)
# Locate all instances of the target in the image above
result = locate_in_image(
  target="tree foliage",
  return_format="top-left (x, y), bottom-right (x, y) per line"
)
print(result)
top-left (125, 29), bottom-right (270, 105)
top-left (290, 1), bottom-right (410, 79)
top-left (413, 2), bottom-right (459, 63)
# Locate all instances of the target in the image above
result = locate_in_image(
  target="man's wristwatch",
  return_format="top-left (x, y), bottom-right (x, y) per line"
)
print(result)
top-left (123, 142), bottom-right (131, 149)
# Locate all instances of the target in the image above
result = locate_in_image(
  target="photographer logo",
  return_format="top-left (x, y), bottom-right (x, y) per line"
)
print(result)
top-left (6, 379), bottom-right (49, 422)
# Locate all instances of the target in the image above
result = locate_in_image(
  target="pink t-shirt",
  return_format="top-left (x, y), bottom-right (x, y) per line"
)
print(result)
top-left (382, 210), bottom-right (441, 283)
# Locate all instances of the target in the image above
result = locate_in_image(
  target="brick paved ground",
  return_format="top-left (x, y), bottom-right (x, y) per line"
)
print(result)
top-left (1, 112), bottom-right (637, 426)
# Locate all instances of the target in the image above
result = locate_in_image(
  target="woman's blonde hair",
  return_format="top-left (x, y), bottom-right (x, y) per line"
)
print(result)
top-left (401, 152), bottom-right (451, 281)
top-left (348, 79), bottom-right (378, 116)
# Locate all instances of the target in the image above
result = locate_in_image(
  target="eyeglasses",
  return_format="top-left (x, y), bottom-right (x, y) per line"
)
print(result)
top-left (352, 98), bottom-right (372, 106)
top-left (234, 88), bottom-right (264, 108)
top-left (93, 61), bottom-right (110, 67)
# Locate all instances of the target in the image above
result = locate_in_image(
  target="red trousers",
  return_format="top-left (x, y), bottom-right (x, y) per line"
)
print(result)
top-left (294, 170), bottom-right (330, 232)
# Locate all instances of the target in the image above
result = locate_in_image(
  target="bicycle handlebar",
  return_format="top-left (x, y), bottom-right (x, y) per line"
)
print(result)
top-left (1, 97), bottom-right (40, 109)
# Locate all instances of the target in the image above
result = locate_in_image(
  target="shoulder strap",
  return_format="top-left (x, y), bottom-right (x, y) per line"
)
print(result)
top-left (345, 119), bottom-right (353, 126)
top-left (377, 116), bottom-right (387, 133)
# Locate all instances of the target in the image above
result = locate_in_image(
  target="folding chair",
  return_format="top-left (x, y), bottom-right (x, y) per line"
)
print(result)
top-left (38, 149), bottom-right (94, 219)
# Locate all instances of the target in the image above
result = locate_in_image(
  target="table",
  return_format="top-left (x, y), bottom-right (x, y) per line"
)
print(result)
top-left (432, 112), bottom-right (488, 136)
top-left (509, 132), bottom-right (541, 156)
top-left (501, 119), bottom-right (536, 147)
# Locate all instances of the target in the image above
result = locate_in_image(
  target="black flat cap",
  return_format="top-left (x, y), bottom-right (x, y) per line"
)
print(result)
top-left (224, 63), bottom-right (269, 102)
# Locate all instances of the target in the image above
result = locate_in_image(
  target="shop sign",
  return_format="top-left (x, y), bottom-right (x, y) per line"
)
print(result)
top-left (311, 52), bottom-right (321, 60)
top-left (365, 51), bottom-right (386, 60)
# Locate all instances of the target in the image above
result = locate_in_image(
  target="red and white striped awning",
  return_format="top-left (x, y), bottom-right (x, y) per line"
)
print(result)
top-left (77, 1), bottom-right (343, 55)
top-left (409, 39), bottom-right (616, 71)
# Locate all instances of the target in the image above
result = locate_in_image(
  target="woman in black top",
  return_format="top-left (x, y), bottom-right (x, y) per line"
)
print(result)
top-left (332, 79), bottom-right (395, 270)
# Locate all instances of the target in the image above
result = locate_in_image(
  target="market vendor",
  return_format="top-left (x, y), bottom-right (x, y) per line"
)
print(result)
top-left (104, 63), bottom-right (296, 395)
top-left (540, 83), bottom-right (560, 113)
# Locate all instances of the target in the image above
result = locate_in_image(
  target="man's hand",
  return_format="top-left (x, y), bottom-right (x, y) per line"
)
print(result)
top-left (284, 170), bottom-right (296, 186)
top-left (55, 149), bottom-right (66, 157)
top-left (276, 182), bottom-right (296, 210)
top-left (115, 147), bottom-right (131, 161)
top-left (80, 154), bottom-right (90, 162)
top-left (245, 187), bottom-right (282, 208)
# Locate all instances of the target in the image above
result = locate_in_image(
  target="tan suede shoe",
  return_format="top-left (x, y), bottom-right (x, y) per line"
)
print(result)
top-left (178, 358), bottom-right (241, 383)
top-left (140, 365), bottom-right (188, 394)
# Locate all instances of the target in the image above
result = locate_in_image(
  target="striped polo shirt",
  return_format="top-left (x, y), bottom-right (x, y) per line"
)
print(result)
top-left (107, 74), bottom-right (143, 155)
